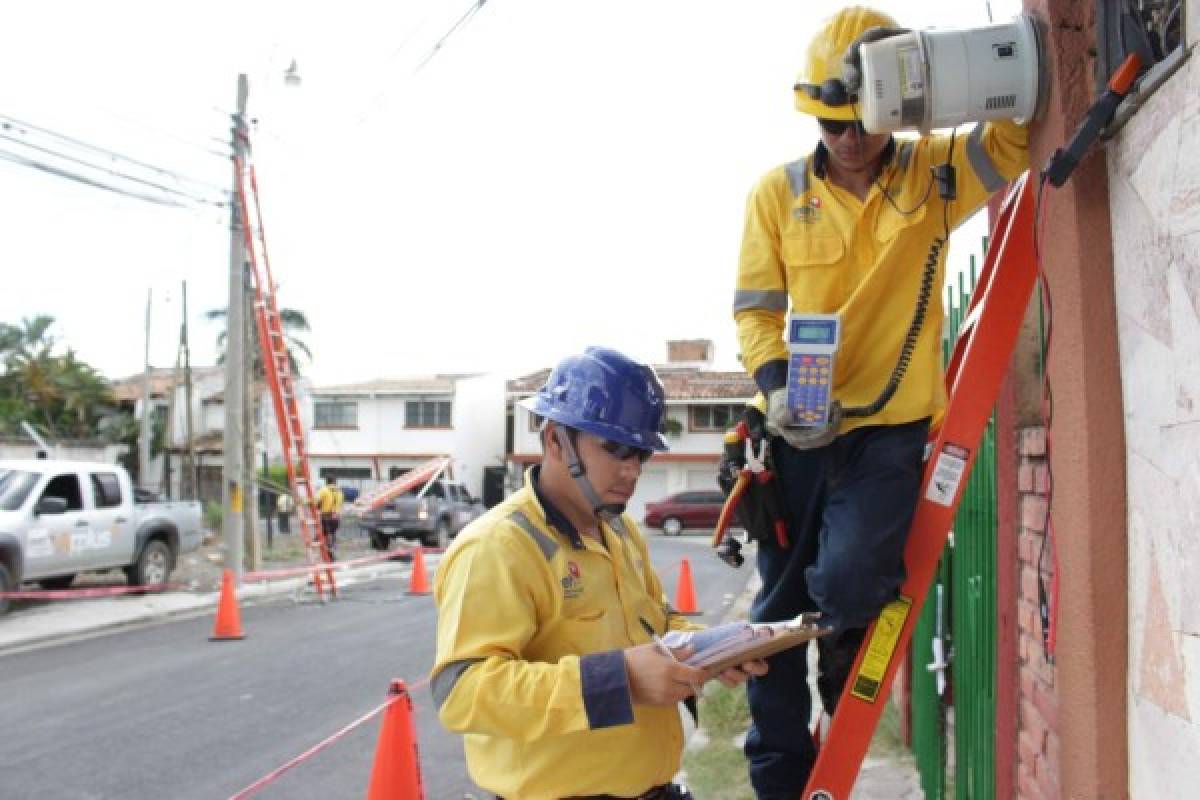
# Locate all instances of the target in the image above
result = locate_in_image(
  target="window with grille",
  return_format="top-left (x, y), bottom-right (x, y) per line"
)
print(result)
top-left (314, 400), bottom-right (358, 429)
top-left (690, 404), bottom-right (740, 431)
top-left (405, 397), bottom-right (453, 428)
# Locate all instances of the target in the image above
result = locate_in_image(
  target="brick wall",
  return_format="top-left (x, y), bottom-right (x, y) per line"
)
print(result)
top-left (1015, 425), bottom-right (1060, 799)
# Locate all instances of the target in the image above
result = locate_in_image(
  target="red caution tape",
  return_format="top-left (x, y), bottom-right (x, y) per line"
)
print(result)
top-left (227, 675), bottom-right (431, 800)
top-left (242, 546), bottom-right (429, 583)
top-left (0, 583), bottom-right (186, 600)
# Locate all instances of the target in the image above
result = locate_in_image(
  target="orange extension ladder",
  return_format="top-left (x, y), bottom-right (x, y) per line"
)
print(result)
top-left (802, 171), bottom-right (1040, 798)
top-left (232, 135), bottom-right (337, 601)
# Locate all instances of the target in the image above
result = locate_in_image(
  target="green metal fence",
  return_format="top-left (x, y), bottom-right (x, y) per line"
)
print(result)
top-left (911, 249), bottom-right (999, 800)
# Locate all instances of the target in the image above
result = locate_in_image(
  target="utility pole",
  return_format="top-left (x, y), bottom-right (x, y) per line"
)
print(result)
top-left (182, 280), bottom-right (198, 501)
top-left (140, 288), bottom-right (154, 490)
top-left (243, 260), bottom-right (261, 570)
top-left (223, 74), bottom-right (249, 581)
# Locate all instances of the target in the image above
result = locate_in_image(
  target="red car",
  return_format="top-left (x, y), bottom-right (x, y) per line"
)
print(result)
top-left (643, 490), bottom-right (727, 536)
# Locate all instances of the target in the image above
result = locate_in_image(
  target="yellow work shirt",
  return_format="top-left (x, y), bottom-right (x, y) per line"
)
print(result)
top-left (734, 120), bottom-right (1029, 433)
top-left (315, 485), bottom-right (342, 514)
top-left (431, 468), bottom-right (701, 800)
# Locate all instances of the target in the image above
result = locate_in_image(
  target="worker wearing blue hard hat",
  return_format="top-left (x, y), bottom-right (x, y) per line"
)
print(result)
top-left (733, 6), bottom-right (1031, 797)
top-left (431, 346), bottom-right (767, 800)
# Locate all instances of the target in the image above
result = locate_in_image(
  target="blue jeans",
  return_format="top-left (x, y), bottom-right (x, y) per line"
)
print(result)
top-left (744, 418), bottom-right (928, 799)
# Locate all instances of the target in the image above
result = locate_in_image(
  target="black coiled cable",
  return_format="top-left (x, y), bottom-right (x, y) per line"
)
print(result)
top-left (842, 235), bottom-right (944, 418)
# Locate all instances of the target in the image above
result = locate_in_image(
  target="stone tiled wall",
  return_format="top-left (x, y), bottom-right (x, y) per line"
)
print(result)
top-left (1014, 426), bottom-right (1061, 799)
top-left (1106, 14), bottom-right (1200, 796)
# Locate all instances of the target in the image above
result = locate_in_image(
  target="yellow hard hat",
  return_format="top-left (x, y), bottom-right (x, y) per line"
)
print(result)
top-left (793, 5), bottom-right (901, 120)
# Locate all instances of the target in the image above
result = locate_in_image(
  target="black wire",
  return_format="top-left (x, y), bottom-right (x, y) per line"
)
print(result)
top-left (0, 113), bottom-right (225, 194)
top-left (0, 148), bottom-right (188, 208)
top-left (0, 133), bottom-right (226, 207)
top-left (850, 102), bottom-right (937, 216)
top-left (1032, 171), bottom-right (1057, 664)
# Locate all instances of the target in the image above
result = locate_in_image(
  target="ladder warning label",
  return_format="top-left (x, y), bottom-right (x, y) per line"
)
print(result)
top-left (925, 442), bottom-right (970, 506)
top-left (850, 596), bottom-right (912, 703)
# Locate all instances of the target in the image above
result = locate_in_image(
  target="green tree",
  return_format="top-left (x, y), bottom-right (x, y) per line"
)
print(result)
top-left (204, 306), bottom-right (313, 377)
top-left (0, 315), bottom-right (120, 439)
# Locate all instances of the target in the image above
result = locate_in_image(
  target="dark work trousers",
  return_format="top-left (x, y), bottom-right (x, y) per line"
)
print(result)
top-left (744, 418), bottom-right (929, 799)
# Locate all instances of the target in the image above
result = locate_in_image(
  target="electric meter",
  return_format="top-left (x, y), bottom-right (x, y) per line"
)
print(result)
top-left (856, 14), bottom-right (1044, 133)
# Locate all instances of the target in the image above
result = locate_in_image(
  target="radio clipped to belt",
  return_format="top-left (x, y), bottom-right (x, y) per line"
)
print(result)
top-left (713, 403), bottom-right (789, 568)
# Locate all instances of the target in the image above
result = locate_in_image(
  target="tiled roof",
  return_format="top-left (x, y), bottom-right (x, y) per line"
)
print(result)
top-left (111, 366), bottom-right (222, 401)
top-left (507, 365), bottom-right (754, 401)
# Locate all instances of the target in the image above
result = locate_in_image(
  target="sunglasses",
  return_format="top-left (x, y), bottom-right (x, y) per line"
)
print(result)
top-left (599, 438), bottom-right (653, 464)
top-left (818, 118), bottom-right (868, 137)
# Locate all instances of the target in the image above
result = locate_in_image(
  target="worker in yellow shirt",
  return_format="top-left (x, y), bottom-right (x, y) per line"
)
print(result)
top-left (314, 476), bottom-right (344, 560)
top-left (431, 347), bottom-right (767, 800)
top-left (732, 6), bottom-right (1030, 797)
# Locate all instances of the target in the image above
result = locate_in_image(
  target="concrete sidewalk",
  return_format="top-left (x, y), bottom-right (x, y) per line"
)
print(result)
top-left (0, 555), bottom-right (417, 654)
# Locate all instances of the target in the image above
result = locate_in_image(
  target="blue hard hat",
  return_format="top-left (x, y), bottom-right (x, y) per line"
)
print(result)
top-left (522, 346), bottom-right (669, 452)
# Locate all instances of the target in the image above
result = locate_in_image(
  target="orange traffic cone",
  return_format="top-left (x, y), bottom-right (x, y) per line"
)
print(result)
top-left (367, 680), bottom-right (425, 800)
top-left (673, 558), bottom-right (703, 616)
top-left (210, 569), bottom-right (245, 640)
top-left (406, 546), bottom-right (431, 596)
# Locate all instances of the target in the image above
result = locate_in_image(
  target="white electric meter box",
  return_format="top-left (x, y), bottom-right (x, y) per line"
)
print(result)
top-left (857, 14), bottom-right (1044, 133)
top-left (785, 313), bottom-right (840, 427)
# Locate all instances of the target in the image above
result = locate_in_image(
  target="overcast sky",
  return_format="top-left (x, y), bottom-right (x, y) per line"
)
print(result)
top-left (2, 0), bottom-right (1019, 387)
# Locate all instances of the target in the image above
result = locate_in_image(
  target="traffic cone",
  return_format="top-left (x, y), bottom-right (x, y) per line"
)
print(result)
top-left (209, 569), bottom-right (245, 640)
top-left (367, 680), bottom-right (425, 800)
top-left (673, 558), bottom-right (703, 616)
top-left (406, 546), bottom-right (431, 596)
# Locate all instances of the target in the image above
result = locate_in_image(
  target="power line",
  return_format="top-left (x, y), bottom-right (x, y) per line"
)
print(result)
top-left (414, 0), bottom-right (489, 73)
top-left (0, 132), bottom-right (227, 207)
top-left (0, 113), bottom-right (228, 198)
top-left (0, 148), bottom-right (188, 208)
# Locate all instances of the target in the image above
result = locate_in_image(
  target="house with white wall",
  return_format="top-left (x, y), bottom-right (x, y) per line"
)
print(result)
top-left (300, 373), bottom-right (506, 502)
top-left (506, 340), bottom-right (756, 525)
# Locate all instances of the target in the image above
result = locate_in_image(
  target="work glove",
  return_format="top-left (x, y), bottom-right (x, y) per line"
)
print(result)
top-left (765, 387), bottom-right (842, 450)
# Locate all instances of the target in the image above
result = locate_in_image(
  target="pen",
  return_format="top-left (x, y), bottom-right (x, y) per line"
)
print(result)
top-left (639, 617), bottom-right (703, 698)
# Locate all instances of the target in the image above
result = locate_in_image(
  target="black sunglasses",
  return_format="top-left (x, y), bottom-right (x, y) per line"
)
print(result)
top-left (818, 118), bottom-right (868, 137)
top-left (599, 438), bottom-right (653, 464)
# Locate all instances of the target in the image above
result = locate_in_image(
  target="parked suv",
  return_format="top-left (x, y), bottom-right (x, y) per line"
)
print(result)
top-left (358, 479), bottom-right (483, 550)
top-left (643, 490), bottom-right (727, 536)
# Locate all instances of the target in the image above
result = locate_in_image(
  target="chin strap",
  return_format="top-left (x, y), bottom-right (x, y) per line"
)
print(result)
top-left (553, 426), bottom-right (626, 521)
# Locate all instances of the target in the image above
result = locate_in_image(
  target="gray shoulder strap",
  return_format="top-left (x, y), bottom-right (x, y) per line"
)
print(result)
top-left (785, 157), bottom-right (810, 197)
top-left (509, 510), bottom-right (559, 561)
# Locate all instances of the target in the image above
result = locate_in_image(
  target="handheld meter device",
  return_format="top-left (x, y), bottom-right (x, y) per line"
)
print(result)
top-left (786, 313), bottom-right (840, 426)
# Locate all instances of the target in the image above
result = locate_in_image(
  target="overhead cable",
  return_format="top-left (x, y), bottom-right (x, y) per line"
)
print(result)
top-left (413, 0), bottom-right (488, 73)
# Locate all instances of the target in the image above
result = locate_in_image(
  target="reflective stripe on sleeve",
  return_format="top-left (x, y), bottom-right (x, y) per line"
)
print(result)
top-left (785, 157), bottom-right (809, 197)
top-left (897, 141), bottom-right (914, 172)
top-left (431, 658), bottom-right (484, 711)
top-left (966, 124), bottom-right (1005, 193)
top-left (733, 289), bottom-right (789, 313)
top-left (510, 511), bottom-right (559, 560)
top-left (580, 649), bottom-right (635, 729)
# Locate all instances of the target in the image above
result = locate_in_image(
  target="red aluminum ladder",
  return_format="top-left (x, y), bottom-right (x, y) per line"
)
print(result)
top-left (802, 171), bottom-right (1040, 798)
top-left (233, 137), bottom-right (337, 601)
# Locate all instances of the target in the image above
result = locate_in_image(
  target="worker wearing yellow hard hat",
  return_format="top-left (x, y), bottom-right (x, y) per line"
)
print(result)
top-left (732, 6), bottom-right (1030, 796)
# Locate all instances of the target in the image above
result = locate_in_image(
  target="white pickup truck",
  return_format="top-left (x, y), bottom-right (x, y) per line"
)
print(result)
top-left (0, 459), bottom-right (205, 613)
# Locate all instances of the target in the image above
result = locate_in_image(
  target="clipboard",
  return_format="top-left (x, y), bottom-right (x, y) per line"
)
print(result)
top-left (663, 613), bottom-right (832, 674)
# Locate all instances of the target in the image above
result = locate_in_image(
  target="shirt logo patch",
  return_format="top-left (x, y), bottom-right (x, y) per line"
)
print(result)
top-left (792, 195), bottom-right (823, 223)
top-left (561, 562), bottom-right (584, 599)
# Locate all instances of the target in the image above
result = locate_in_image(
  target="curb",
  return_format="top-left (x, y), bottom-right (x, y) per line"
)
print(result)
top-left (0, 557), bottom-right (418, 656)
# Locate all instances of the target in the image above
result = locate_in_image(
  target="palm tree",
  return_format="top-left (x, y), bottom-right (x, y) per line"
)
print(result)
top-left (0, 315), bottom-right (118, 439)
top-left (204, 306), bottom-right (313, 377)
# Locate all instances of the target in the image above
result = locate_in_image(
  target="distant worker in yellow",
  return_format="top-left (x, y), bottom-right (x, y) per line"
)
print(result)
top-left (431, 347), bottom-right (767, 800)
top-left (315, 476), bottom-right (344, 560)
top-left (732, 6), bottom-right (1030, 796)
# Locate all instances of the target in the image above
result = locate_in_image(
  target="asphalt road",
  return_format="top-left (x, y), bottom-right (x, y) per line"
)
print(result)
top-left (0, 532), bottom-right (756, 800)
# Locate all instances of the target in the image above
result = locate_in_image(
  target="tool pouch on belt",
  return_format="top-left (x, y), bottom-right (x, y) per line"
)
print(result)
top-left (717, 407), bottom-right (785, 546)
